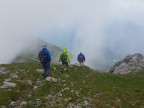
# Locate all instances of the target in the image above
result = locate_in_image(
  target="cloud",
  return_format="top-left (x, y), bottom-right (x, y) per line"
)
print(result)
top-left (0, 0), bottom-right (144, 70)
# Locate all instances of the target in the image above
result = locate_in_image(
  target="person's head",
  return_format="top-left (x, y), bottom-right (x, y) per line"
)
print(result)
top-left (42, 44), bottom-right (47, 48)
top-left (63, 47), bottom-right (68, 52)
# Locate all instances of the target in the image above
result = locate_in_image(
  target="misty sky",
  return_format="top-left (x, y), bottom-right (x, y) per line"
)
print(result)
top-left (1, 0), bottom-right (144, 69)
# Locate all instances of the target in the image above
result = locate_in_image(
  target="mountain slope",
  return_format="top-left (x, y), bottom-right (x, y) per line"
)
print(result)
top-left (0, 63), bottom-right (144, 108)
top-left (12, 39), bottom-right (62, 63)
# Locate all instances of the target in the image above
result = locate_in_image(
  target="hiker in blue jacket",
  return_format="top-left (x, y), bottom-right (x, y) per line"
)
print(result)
top-left (38, 44), bottom-right (51, 79)
top-left (77, 52), bottom-right (85, 66)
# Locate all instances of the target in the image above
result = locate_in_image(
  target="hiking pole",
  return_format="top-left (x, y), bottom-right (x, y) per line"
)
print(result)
top-left (29, 57), bottom-right (39, 62)
top-left (30, 56), bottom-right (43, 68)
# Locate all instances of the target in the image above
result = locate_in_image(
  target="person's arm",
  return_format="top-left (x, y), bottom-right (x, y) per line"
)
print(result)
top-left (58, 52), bottom-right (62, 62)
top-left (77, 54), bottom-right (79, 61)
top-left (43, 48), bottom-right (51, 62)
top-left (47, 51), bottom-right (51, 62)
top-left (83, 54), bottom-right (86, 61)
top-left (67, 53), bottom-right (70, 63)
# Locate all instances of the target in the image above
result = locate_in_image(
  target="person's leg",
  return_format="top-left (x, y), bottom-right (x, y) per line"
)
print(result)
top-left (63, 62), bottom-right (68, 71)
top-left (79, 61), bottom-right (81, 66)
top-left (61, 61), bottom-right (64, 72)
top-left (63, 63), bottom-right (66, 70)
top-left (44, 63), bottom-right (50, 78)
top-left (66, 62), bottom-right (68, 67)
top-left (82, 61), bottom-right (84, 65)
top-left (81, 61), bottom-right (84, 66)
top-left (43, 66), bottom-right (46, 77)
top-left (78, 61), bottom-right (82, 66)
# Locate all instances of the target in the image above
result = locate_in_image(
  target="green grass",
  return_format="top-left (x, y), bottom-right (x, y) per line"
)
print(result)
top-left (0, 62), bottom-right (144, 108)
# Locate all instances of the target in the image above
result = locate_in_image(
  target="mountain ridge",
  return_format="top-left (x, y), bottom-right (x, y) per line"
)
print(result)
top-left (12, 39), bottom-right (63, 64)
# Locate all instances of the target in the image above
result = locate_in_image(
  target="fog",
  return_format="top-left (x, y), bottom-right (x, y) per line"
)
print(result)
top-left (1, 0), bottom-right (144, 69)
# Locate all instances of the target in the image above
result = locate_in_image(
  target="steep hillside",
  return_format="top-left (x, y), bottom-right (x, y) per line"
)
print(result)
top-left (0, 63), bottom-right (144, 108)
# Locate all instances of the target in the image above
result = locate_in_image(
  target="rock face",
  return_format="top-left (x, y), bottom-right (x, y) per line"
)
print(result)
top-left (110, 53), bottom-right (144, 74)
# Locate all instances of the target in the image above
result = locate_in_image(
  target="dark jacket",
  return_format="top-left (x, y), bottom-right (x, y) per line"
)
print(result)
top-left (39, 48), bottom-right (51, 65)
top-left (77, 53), bottom-right (85, 62)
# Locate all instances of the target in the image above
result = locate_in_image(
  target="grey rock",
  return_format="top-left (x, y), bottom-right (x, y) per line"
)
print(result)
top-left (48, 94), bottom-right (52, 98)
top-left (61, 89), bottom-right (64, 92)
top-left (75, 91), bottom-right (79, 95)
top-left (65, 75), bottom-right (69, 77)
top-left (5, 78), bottom-right (11, 82)
top-left (34, 86), bottom-right (38, 89)
top-left (36, 99), bottom-right (41, 106)
top-left (10, 74), bottom-right (19, 80)
top-left (20, 101), bottom-right (27, 106)
top-left (68, 98), bottom-right (72, 101)
top-left (64, 98), bottom-right (72, 102)
top-left (9, 101), bottom-right (19, 107)
top-left (64, 87), bottom-right (70, 91)
top-left (57, 92), bottom-right (62, 97)
top-left (36, 69), bottom-right (43, 73)
top-left (27, 80), bottom-right (32, 86)
top-left (83, 100), bottom-right (89, 107)
top-left (64, 98), bottom-right (68, 102)
top-left (1, 82), bottom-right (16, 88)
top-left (77, 103), bottom-right (82, 108)
top-left (110, 53), bottom-right (144, 74)
top-left (67, 103), bottom-right (79, 108)
top-left (48, 101), bottom-right (55, 107)
top-left (5, 82), bottom-right (16, 87)
top-left (50, 77), bottom-right (58, 83)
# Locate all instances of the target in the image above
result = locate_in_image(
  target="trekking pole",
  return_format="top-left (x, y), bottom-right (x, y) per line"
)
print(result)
top-left (29, 57), bottom-right (39, 62)
top-left (30, 56), bottom-right (43, 68)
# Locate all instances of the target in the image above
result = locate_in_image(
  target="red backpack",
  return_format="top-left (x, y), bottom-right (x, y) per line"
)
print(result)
top-left (79, 55), bottom-right (83, 61)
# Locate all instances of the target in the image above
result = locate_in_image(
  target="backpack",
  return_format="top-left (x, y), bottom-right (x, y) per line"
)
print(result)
top-left (61, 52), bottom-right (67, 62)
top-left (79, 55), bottom-right (83, 61)
top-left (38, 51), bottom-right (48, 63)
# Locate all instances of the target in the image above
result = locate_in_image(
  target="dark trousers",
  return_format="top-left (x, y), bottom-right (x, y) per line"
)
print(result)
top-left (43, 63), bottom-right (50, 78)
top-left (62, 61), bottom-right (68, 67)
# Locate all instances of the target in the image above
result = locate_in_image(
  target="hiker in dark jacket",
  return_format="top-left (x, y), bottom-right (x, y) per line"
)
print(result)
top-left (38, 44), bottom-right (51, 79)
top-left (77, 52), bottom-right (85, 66)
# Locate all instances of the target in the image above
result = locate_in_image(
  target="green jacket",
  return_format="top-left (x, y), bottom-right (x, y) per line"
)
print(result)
top-left (59, 48), bottom-right (70, 63)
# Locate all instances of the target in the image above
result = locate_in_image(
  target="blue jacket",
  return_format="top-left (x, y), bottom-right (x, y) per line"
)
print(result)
top-left (77, 53), bottom-right (85, 61)
top-left (39, 48), bottom-right (51, 65)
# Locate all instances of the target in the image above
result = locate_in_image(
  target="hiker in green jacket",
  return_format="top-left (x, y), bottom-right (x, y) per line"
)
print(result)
top-left (59, 47), bottom-right (70, 71)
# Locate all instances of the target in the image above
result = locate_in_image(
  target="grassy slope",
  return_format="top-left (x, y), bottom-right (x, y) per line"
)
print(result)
top-left (0, 62), bottom-right (144, 108)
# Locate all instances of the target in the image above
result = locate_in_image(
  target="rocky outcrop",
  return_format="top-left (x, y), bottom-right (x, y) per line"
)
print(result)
top-left (110, 53), bottom-right (144, 74)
